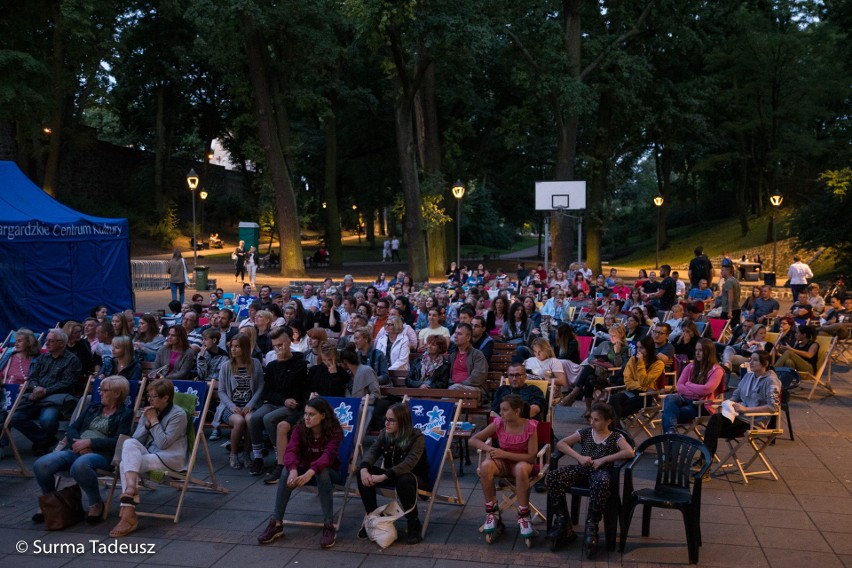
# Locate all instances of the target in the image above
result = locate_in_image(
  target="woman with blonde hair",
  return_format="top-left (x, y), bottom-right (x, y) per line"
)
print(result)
top-left (2, 328), bottom-right (39, 385)
top-left (523, 337), bottom-right (566, 386)
top-left (99, 336), bottom-right (142, 382)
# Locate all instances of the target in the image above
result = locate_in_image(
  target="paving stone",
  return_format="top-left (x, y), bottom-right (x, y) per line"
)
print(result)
top-left (762, 547), bottom-right (845, 568)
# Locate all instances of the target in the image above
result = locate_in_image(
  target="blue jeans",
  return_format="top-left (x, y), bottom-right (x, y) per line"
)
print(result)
top-left (661, 394), bottom-right (700, 434)
top-left (33, 450), bottom-right (112, 506)
top-left (170, 282), bottom-right (185, 303)
top-left (11, 405), bottom-right (62, 444)
top-left (273, 467), bottom-right (341, 523)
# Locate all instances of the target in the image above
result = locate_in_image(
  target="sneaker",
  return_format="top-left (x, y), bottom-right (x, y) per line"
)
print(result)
top-left (263, 464), bottom-right (284, 485)
top-left (250, 457), bottom-right (264, 476)
top-left (229, 454), bottom-right (243, 470)
top-left (208, 429), bottom-right (221, 441)
top-left (257, 519), bottom-right (284, 544)
top-left (517, 513), bottom-right (534, 538)
top-left (220, 440), bottom-right (232, 451)
top-left (320, 522), bottom-right (336, 548)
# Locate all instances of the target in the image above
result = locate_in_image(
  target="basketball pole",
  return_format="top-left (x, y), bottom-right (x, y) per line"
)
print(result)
top-left (544, 214), bottom-right (550, 273)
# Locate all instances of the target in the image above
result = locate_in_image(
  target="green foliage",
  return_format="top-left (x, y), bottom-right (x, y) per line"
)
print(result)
top-left (391, 193), bottom-right (451, 231)
top-left (150, 203), bottom-right (181, 248)
top-left (792, 169), bottom-right (852, 274)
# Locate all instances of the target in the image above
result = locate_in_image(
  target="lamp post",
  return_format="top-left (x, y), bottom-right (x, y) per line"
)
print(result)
top-left (770, 191), bottom-right (783, 274)
top-left (187, 169), bottom-right (200, 267)
top-left (653, 193), bottom-right (664, 269)
top-left (451, 180), bottom-right (465, 269)
top-left (199, 190), bottom-right (208, 241)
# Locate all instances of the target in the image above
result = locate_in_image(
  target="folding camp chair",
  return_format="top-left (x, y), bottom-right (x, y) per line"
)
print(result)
top-left (282, 395), bottom-right (369, 532)
top-left (0, 381), bottom-right (32, 477)
top-left (799, 335), bottom-right (836, 400)
top-left (106, 379), bottom-right (228, 523)
top-left (407, 397), bottom-right (464, 538)
top-left (711, 408), bottom-right (783, 484)
top-left (707, 318), bottom-right (730, 342)
top-left (577, 336), bottom-right (594, 362)
top-left (695, 321), bottom-right (708, 338)
top-left (475, 415), bottom-right (552, 527)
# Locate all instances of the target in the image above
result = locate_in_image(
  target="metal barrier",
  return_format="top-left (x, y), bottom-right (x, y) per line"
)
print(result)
top-left (131, 260), bottom-right (170, 291)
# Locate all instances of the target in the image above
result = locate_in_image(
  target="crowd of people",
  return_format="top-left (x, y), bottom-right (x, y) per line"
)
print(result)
top-left (1, 248), bottom-right (849, 552)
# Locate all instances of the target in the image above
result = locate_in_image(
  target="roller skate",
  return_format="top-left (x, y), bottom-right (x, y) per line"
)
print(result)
top-left (583, 511), bottom-right (601, 559)
top-left (517, 506), bottom-right (535, 548)
top-left (546, 496), bottom-right (577, 552)
top-left (482, 502), bottom-right (504, 544)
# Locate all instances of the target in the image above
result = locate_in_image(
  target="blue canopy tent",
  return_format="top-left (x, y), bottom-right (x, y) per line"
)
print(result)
top-left (0, 161), bottom-right (132, 336)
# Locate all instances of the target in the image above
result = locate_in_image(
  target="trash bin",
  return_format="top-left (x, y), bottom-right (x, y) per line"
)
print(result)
top-left (763, 272), bottom-right (776, 287)
top-left (195, 266), bottom-right (209, 291)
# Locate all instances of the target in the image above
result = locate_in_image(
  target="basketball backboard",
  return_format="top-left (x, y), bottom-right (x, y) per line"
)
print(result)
top-left (535, 181), bottom-right (586, 211)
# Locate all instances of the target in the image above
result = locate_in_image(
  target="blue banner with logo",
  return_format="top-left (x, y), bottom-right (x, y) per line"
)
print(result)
top-left (408, 398), bottom-right (455, 485)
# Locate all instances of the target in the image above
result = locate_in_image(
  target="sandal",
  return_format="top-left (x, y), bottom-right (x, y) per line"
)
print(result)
top-left (109, 516), bottom-right (138, 538)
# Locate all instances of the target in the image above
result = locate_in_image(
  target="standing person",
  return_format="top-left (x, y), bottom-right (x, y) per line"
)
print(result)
top-left (246, 245), bottom-right (258, 289)
top-left (256, 397), bottom-right (344, 548)
top-left (391, 236), bottom-right (401, 262)
top-left (357, 403), bottom-right (429, 544)
top-left (234, 240), bottom-right (247, 283)
top-left (688, 246), bottom-right (714, 291)
top-left (787, 256), bottom-right (814, 300)
top-left (545, 402), bottom-right (634, 552)
top-left (167, 249), bottom-right (188, 303)
top-left (719, 259), bottom-right (742, 322)
top-left (383, 238), bottom-right (392, 262)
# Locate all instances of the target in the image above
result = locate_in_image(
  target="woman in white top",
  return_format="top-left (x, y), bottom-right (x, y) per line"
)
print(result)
top-left (376, 316), bottom-right (410, 371)
top-left (246, 246), bottom-right (258, 288)
top-left (417, 308), bottom-right (450, 350)
top-left (523, 337), bottom-right (567, 387)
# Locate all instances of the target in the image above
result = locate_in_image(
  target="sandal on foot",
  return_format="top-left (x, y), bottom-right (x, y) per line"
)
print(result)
top-left (109, 517), bottom-right (138, 538)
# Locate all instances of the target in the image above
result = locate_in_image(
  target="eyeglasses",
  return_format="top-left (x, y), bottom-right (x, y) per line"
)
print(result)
top-left (384, 417), bottom-right (397, 423)
top-left (651, 330), bottom-right (666, 336)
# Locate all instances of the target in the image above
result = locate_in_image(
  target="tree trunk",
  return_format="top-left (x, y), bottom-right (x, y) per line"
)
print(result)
top-left (242, 15), bottom-right (305, 277)
top-left (414, 58), bottom-right (448, 278)
top-left (153, 85), bottom-right (167, 213)
top-left (42, 1), bottom-right (64, 197)
top-left (394, 95), bottom-right (428, 281)
top-left (323, 108), bottom-right (342, 267)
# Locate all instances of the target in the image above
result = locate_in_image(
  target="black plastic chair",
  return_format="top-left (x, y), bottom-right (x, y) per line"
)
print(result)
top-left (546, 428), bottom-right (635, 553)
top-left (773, 367), bottom-right (800, 441)
top-left (619, 434), bottom-right (711, 565)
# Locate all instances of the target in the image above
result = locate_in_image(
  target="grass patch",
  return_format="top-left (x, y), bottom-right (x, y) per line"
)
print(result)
top-left (612, 216), bottom-right (776, 268)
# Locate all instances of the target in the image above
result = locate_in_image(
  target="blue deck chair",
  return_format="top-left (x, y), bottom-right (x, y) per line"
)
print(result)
top-left (0, 381), bottom-right (32, 477)
top-left (282, 395), bottom-right (369, 532)
top-left (408, 397), bottom-right (463, 538)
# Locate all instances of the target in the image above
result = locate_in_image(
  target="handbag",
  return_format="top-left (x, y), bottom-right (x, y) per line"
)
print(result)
top-left (363, 490), bottom-right (418, 549)
top-left (39, 483), bottom-right (84, 530)
top-left (181, 258), bottom-right (189, 283)
top-left (231, 251), bottom-right (237, 261)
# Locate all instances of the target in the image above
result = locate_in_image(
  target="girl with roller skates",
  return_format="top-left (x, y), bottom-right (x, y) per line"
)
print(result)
top-left (545, 402), bottom-right (634, 557)
top-left (469, 395), bottom-right (538, 546)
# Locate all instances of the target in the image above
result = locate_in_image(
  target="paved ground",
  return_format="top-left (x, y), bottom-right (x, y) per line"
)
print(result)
top-left (2, 352), bottom-right (850, 567)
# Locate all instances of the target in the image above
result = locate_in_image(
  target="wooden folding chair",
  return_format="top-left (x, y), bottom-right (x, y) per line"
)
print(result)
top-left (799, 336), bottom-right (836, 400)
top-left (707, 318), bottom-right (730, 342)
top-left (711, 409), bottom-right (783, 484)
top-left (106, 379), bottom-right (228, 523)
top-left (0, 381), bottom-right (32, 477)
top-left (577, 336), bottom-right (594, 362)
top-left (282, 395), bottom-right (369, 532)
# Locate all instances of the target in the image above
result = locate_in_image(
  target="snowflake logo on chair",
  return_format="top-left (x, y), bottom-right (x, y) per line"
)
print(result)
top-left (334, 402), bottom-right (354, 437)
top-left (414, 405), bottom-right (447, 441)
top-left (2, 389), bottom-right (10, 411)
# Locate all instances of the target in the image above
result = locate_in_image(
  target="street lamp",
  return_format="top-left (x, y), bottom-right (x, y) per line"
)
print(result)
top-left (770, 190), bottom-right (783, 273)
top-left (653, 193), bottom-right (664, 269)
top-left (452, 180), bottom-right (465, 268)
top-left (187, 169), bottom-right (200, 266)
top-left (200, 190), bottom-right (208, 242)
